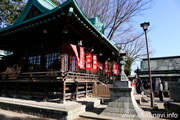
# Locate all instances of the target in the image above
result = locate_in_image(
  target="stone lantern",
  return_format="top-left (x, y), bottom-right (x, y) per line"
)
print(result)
top-left (101, 49), bottom-right (144, 119)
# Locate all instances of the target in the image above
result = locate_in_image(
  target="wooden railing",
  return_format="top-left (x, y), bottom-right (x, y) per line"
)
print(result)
top-left (92, 84), bottom-right (113, 97)
top-left (65, 72), bottom-right (99, 82)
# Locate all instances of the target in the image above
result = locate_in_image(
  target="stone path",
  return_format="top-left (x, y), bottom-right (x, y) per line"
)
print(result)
top-left (0, 95), bottom-right (175, 120)
top-left (78, 95), bottom-right (174, 120)
top-left (0, 108), bottom-right (52, 120)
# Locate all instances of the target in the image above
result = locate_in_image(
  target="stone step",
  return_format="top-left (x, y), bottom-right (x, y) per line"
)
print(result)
top-left (0, 97), bottom-right (100, 120)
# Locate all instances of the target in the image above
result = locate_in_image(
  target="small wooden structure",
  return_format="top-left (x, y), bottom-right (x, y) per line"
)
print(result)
top-left (0, 0), bottom-right (119, 103)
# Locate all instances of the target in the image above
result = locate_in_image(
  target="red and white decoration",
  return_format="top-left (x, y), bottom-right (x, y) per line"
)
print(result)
top-left (93, 54), bottom-right (97, 71)
top-left (80, 47), bottom-right (84, 69)
top-left (105, 60), bottom-right (108, 74)
top-left (113, 62), bottom-right (117, 75)
top-left (86, 52), bottom-right (92, 70)
top-left (109, 62), bottom-right (111, 75)
top-left (70, 44), bottom-right (80, 67)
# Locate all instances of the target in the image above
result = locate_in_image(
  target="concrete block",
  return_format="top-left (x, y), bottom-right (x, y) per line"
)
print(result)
top-left (129, 109), bottom-right (137, 114)
top-left (109, 107), bottom-right (115, 113)
top-left (129, 103), bottom-right (134, 109)
top-left (111, 113), bottom-right (117, 117)
top-left (118, 102), bottom-right (123, 108)
top-left (124, 102), bottom-right (130, 109)
top-left (108, 102), bottom-right (113, 107)
top-left (120, 97), bottom-right (126, 102)
top-left (111, 107), bottom-right (120, 113)
top-left (104, 107), bottom-right (110, 112)
top-left (112, 102), bottom-right (118, 107)
top-left (125, 108), bottom-right (130, 114)
top-left (106, 112), bottom-right (112, 117)
top-left (119, 108), bottom-right (126, 114)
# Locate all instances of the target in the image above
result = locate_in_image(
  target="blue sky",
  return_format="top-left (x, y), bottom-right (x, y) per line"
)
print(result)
top-left (131, 0), bottom-right (180, 75)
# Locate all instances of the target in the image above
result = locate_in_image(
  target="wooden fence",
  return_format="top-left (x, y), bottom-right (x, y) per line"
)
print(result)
top-left (92, 84), bottom-right (113, 97)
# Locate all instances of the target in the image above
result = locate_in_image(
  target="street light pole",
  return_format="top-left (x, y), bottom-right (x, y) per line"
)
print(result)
top-left (140, 22), bottom-right (154, 108)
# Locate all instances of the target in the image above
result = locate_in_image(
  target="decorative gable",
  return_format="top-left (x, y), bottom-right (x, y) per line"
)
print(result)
top-left (14, 0), bottom-right (57, 24)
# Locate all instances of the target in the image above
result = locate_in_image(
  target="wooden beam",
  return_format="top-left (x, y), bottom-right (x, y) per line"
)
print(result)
top-left (85, 83), bottom-right (87, 98)
top-left (61, 81), bottom-right (66, 103)
top-left (2, 83), bottom-right (6, 97)
top-left (76, 83), bottom-right (78, 100)
top-left (43, 83), bottom-right (48, 102)
top-left (28, 82), bottom-right (31, 99)
top-left (14, 83), bottom-right (18, 98)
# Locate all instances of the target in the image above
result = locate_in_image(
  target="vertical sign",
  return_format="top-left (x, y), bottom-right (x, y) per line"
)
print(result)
top-left (113, 62), bottom-right (117, 75)
top-left (86, 52), bottom-right (92, 70)
top-left (105, 60), bottom-right (108, 74)
top-left (70, 44), bottom-right (80, 67)
top-left (109, 62), bottom-right (111, 75)
top-left (80, 47), bottom-right (84, 69)
top-left (93, 54), bottom-right (97, 71)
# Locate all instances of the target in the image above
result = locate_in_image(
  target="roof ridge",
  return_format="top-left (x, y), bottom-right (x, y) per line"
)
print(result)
top-left (14, 0), bottom-right (57, 24)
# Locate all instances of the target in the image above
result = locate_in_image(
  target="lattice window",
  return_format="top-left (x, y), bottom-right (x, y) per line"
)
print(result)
top-left (71, 56), bottom-right (76, 72)
top-left (29, 55), bottom-right (41, 65)
top-left (62, 54), bottom-right (69, 72)
top-left (28, 55), bottom-right (41, 71)
top-left (45, 53), bottom-right (59, 70)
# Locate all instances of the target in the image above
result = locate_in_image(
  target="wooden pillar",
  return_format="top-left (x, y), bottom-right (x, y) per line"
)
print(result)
top-left (14, 83), bottom-right (17, 98)
top-left (61, 81), bottom-right (66, 103)
top-left (44, 83), bottom-right (48, 102)
top-left (28, 82), bottom-right (31, 99)
top-left (2, 83), bottom-right (6, 97)
top-left (76, 83), bottom-right (78, 100)
top-left (61, 54), bottom-right (64, 71)
top-left (85, 83), bottom-right (88, 98)
top-left (94, 82), bottom-right (97, 96)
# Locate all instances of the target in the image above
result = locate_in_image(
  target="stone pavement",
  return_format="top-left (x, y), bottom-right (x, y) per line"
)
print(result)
top-left (0, 95), bottom-right (177, 120)
top-left (77, 94), bottom-right (175, 120)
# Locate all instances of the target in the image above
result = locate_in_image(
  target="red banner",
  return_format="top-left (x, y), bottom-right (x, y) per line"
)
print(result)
top-left (113, 62), bottom-right (117, 75)
top-left (80, 47), bottom-right (84, 69)
top-left (93, 54), bottom-right (97, 71)
top-left (70, 44), bottom-right (80, 67)
top-left (86, 52), bottom-right (91, 70)
top-left (97, 62), bottom-right (103, 70)
top-left (105, 60), bottom-right (108, 74)
top-left (109, 62), bottom-right (111, 75)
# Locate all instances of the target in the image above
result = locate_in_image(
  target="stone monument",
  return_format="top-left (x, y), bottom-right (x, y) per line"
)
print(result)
top-left (101, 49), bottom-right (144, 119)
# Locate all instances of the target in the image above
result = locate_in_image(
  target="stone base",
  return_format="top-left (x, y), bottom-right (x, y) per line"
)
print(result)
top-left (101, 87), bottom-right (144, 119)
top-left (113, 81), bottom-right (131, 87)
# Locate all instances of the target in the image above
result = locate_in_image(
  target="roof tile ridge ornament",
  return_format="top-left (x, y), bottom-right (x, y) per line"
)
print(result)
top-left (14, 0), bottom-right (57, 24)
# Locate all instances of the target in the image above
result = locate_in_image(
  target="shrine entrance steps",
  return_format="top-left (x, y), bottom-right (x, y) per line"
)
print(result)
top-left (0, 97), bottom-right (100, 120)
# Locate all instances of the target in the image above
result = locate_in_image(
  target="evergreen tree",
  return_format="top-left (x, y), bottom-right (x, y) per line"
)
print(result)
top-left (0, 0), bottom-right (26, 27)
top-left (0, 0), bottom-right (60, 28)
